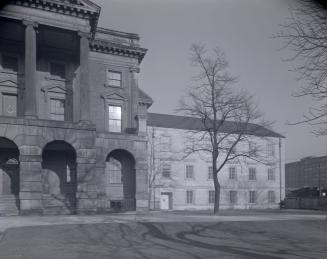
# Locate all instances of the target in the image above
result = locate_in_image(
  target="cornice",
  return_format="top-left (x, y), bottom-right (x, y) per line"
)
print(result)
top-left (90, 39), bottom-right (147, 63)
top-left (8, 0), bottom-right (100, 35)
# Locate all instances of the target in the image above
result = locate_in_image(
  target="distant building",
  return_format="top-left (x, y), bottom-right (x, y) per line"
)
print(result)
top-left (147, 113), bottom-right (285, 210)
top-left (285, 156), bottom-right (327, 195)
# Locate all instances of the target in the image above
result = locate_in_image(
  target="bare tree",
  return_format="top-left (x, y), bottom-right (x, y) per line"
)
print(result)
top-left (277, 0), bottom-right (327, 135)
top-left (178, 44), bottom-right (272, 213)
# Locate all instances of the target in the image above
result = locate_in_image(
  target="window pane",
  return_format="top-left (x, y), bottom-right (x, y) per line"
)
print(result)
top-left (208, 166), bottom-right (213, 179)
top-left (229, 191), bottom-right (237, 204)
top-left (162, 163), bottom-right (171, 178)
top-left (186, 165), bottom-right (194, 179)
top-left (107, 71), bottom-right (122, 87)
top-left (108, 105), bottom-right (122, 132)
top-left (186, 190), bottom-right (193, 204)
top-left (209, 190), bottom-right (215, 204)
top-left (107, 157), bottom-right (122, 184)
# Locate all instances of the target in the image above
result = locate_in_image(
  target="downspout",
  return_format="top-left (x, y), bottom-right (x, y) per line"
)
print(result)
top-left (279, 137), bottom-right (282, 203)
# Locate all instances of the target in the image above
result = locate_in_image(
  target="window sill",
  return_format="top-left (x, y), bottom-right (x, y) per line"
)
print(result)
top-left (104, 83), bottom-right (123, 89)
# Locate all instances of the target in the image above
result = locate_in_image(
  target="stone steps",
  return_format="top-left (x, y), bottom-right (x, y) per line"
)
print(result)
top-left (0, 195), bottom-right (19, 216)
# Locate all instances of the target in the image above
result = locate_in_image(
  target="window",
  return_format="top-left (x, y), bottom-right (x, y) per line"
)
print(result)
top-left (186, 190), bottom-right (194, 204)
top-left (267, 143), bottom-right (275, 157)
top-left (249, 167), bottom-right (256, 180)
top-left (208, 166), bottom-right (213, 179)
top-left (229, 167), bottom-right (237, 180)
top-left (2, 93), bottom-right (17, 117)
top-left (2, 55), bottom-right (18, 72)
top-left (186, 165), bottom-right (194, 179)
top-left (107, 71), bottom-right (122, 87)
top-left (228, 141), bottom-right (237, 154)
top-left (209, 190), bottom-right (215, 204)
top-left (66, 164), bottom-right (71, 183)
top-left (50, 98), bottom-right (65, 121)
top-left (249, 191), bottom-right (256, 203)
top-left (162, 163), bottom-right (171, 178)
top-left (229, 191), bottom-right (237, 204)
top-left (249, 142), bottom-right (257, 157)
top-left (107, 157), bottom-right (122, 184)
top-left (268, 168), bottom-right (275, 181)
top-left (108, 105), bottom-right (122, 132)
top-left (160, 136), bottom-right (171, 152)
top-left (50, 62), bottom-right (65, 78)
top-left (268, 191), bottom-right (275, 203)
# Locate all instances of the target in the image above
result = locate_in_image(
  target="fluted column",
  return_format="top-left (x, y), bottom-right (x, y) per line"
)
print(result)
top-left (23, 20), bottom-right (38, 119)
top-left (78, 31), bottom-right (90, 123)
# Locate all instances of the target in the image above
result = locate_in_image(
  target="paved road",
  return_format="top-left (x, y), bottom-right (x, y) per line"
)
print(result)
top-left (0, 220), bottom-right (327, 259)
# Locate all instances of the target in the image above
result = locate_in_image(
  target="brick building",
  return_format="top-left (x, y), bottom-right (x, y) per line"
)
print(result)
top-left (147, 113), bottom-right (285, 210)
top-left (0, 0), bottom-right (152, 215)
top-left (285, 156), bottom-right (327, 195)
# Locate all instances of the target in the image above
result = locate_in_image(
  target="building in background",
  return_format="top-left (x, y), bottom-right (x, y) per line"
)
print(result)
top-left (285, 156), bottom-right (327, 196)
top-left (0, 0), bottom-right (152, 215)
top-left (147, 113), bottom-right (285, 211)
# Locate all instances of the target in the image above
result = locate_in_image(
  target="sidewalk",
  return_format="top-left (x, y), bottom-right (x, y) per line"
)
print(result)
top-left (0, 210), bottom-right (326, 234)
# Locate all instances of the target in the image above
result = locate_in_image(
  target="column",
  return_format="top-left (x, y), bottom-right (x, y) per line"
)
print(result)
top-left (78, 32), bottom-right (90, 123)
top-left (129, 67), bottom-right (140, 129)
top-left (23, 20), bottom-right (38, 119)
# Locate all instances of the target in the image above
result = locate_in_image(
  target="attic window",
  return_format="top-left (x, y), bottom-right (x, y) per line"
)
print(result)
top-left (107, 71), bottom-right (122, 87)
top-left (2, 55), bottom-right (18, 72)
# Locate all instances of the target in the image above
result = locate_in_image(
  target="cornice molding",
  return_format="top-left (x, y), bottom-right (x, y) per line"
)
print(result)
top-left (90, 39), bottom-right (147, 63)
top-left (9, 0), bottom-right (100, 35)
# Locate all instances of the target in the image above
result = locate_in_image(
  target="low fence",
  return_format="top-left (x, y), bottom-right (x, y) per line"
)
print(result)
top-left (285, 197), bottom-right (327, 210)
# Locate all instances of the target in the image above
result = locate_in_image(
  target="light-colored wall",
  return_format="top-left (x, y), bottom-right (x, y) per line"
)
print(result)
top-left (148, 126), bottom-right (286, 210)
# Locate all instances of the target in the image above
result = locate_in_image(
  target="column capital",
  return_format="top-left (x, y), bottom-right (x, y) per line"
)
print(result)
top-left (22, 19), bottom-right (38, 28)
top-left (129, 66), bottom-right (140, 73)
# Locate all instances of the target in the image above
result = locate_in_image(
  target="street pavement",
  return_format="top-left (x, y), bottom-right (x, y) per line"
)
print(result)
top-left (0, 210), bottom-right (326, 259)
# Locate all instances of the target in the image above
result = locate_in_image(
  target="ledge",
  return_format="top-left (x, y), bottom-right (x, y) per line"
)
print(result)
top-left (0, 116), bottom-right (96, 131)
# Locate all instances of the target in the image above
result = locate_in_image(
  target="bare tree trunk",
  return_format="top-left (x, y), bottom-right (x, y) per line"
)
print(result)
top-left (213, 173), bottom-right (220, 214)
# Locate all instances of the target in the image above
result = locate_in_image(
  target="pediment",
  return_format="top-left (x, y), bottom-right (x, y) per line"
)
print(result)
top-left (101, 92), bottom-right (127, 101)
top-left (0, 80), bottom-right (18, 88)
top-left (42, 85), bottom-right (72, 95)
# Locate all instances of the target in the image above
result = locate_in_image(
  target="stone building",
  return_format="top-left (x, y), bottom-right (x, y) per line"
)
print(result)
top-left (286, 156), bottom-right (327, 195)
top-left (0, 0), bottom-right (152, 215)
top-left (147, 113), bottom-right (285, 210)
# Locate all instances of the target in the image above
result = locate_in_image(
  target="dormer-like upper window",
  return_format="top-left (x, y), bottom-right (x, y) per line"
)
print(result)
top-left (107, 71), bottom-right (122, 87)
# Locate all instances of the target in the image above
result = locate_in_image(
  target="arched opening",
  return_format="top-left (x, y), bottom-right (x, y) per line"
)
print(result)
top-left (106, 149), bottom-right (136, 211)
top-left (42, 140), bottom-right (77, 214)
top-left (0, 137), bottom-right (20, 214)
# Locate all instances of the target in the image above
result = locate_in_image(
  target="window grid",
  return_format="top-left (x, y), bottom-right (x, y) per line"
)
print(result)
top-left (162, 163), bottom-right (171, 178)
top-left (208, 166), bottom-right (213, 179)
top-left (229, 167), bottom-right (237, 180)
top-left (186, 165), bottom-right (194, 179)
top-left (186, 190), bottom-right (194, 204)
top-left (268, 191), bottom-right (276, 203)
top-left (107, 157), bottom-right (122, 184)
top-left (249, 191), bottom-right (256, 204)
top-left (160, 136), bottom-right (171, 152)
top-left (50, 98), bottom-right (65, 121)
top-left (107, 71), bottom-right (122, 87)
top-left (249, 168), bottom-right (256, 181)
top-left (229, 191), bottom-right (237, 204)
top-left (268, 168), bottom-right (275, 181)
top-left (209, 190), bottom-right (215, 204)
top-left (108, 105), bottom-right (122, 132)
top-left (267, 143), bottom-right (275, 157)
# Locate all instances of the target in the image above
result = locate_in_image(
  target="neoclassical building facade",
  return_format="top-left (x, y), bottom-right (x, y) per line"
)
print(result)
top-left (0, 0), bottom-right (152, 215)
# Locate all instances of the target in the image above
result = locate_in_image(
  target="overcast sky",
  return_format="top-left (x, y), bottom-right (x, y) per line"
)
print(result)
top-left (93, 0), bottom-right (327, 163)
